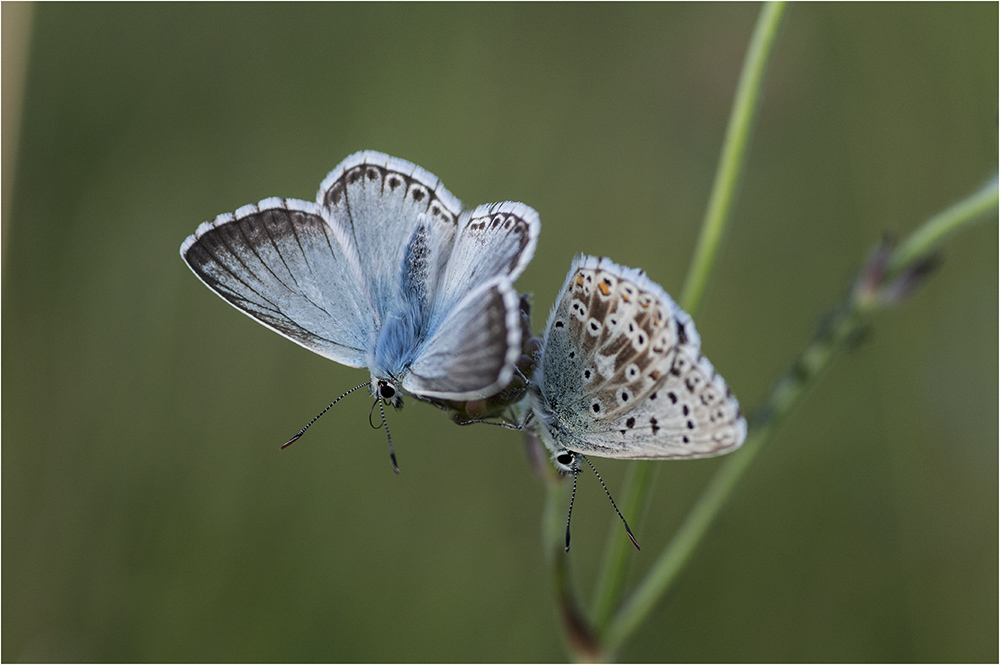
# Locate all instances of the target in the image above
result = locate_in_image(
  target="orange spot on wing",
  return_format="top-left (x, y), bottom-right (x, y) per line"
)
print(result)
top-left (598, 281), bottom-right (610, 296)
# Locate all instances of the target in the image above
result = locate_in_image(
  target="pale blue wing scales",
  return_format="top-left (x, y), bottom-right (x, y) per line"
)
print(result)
top-left (431, 201), bottom-right (540, 322)
top-left (403, 277), bottom-right (522, 400)
top-left (397, 213), bottom-right (456, 318)
top-left (180, 198), bottom-right (370, 367)
top-left (317, 151), bottom-right (462, 323)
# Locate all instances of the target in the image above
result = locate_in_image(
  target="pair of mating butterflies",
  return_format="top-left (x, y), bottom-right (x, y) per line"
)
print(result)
top-left (181, 151), bottom-right (747, 549)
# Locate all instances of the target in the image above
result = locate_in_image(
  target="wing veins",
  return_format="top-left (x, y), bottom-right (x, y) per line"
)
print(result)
top-left (202, 226), bottom-right (348, 348)
top-left (197, 234), bottom-right (283, 314)
top-left (281, 213), bottom-right (338, 320)
top-left (235, 212), bottom-right (302, 300)
top-left (203, 231), bottom-right (362, 352)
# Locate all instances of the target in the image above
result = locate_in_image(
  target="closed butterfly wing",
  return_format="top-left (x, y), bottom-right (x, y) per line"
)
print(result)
top-left (535, 255), bottom-right (746, 460)
top-left (602, 350), bottom-right (747, 457)
top-left (180, 198), bottom-right (371, 368)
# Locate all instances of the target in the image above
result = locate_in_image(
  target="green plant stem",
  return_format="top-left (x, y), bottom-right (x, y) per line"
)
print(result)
top-left (600, 177), bottom-right (999, 654)
top-left (680, 0), bottom-right (788, 316)
top-left (545, 477), bottom-right (606, 662)
top-left (589, 0), bottom-right (788, 635)
top-left (589, 460), bottom-right (656, 628)
top-left (887, 176), bottom-right (999, 278)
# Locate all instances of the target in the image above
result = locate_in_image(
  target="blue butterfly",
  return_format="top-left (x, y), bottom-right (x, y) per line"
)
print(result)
top-left (181, 151), bottom-right (540, 469)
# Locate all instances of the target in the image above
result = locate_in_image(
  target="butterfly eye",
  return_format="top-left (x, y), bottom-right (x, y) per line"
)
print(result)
top-left (379, 382), bottom-right (396, 399)
top-left (553, 451), bottom-right (577, 475)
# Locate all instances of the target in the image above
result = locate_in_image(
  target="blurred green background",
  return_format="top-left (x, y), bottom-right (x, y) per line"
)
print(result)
top-left (3, 3), bottom-right (996, 662)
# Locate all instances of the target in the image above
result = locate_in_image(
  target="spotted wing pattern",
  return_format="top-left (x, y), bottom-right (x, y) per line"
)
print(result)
top-left (537, 255), bottom-right (746, 459)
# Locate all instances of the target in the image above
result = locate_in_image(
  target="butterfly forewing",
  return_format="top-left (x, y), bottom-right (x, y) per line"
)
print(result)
top-left (318, 151), bottom-right (463, 324)
top-left (181, 198), bottom-right (370, 368)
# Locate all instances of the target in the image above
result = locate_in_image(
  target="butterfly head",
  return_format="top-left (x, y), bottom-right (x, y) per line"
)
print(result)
top-left (551, 448), bottom-right (580, 475)
top-left (373, 378), bottom-right (404, 410)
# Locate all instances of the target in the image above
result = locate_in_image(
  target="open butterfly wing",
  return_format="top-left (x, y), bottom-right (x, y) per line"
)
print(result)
top-left (403, 277), bottom-right (522, 400)
top-left (318, 152), bottom-right (463, 325)
top-left (181, 198), bottom-right (370, 368)
top-left (403, 202), bottom-right (538, 396)
top-left (431, 201), bottom-right (539, 323)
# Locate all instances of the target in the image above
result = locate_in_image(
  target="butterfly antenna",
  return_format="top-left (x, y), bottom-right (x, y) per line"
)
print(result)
top-left (582, 454), bottom-right (640, 551)
top-left (565, 466), bottom-right (580, 552)
top-left (454, 418), bottom-right (522, 430)
top-left (281, 382), bottom-right (371, 449)
top-left (377, 397), bottom-right (400, 474)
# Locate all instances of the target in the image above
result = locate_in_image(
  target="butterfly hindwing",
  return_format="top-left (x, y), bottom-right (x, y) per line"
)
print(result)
top-left (404, 277), bottom-right (522, 399)
top-left (603, 350), bottom-right (747, 458)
